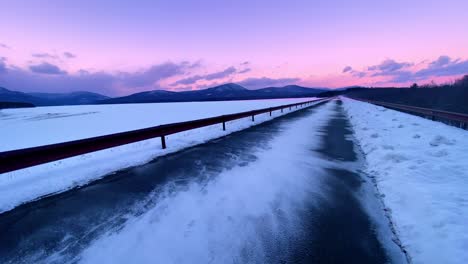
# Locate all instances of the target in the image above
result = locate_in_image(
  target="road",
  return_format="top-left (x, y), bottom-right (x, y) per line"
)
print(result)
top-left (0, 100), bottom-right (406, 263)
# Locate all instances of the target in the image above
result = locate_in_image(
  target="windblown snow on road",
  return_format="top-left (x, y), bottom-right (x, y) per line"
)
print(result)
top-left (343, 98), bottom-right (468, 264)
top-left (48, 100), bottom-right (336, 264)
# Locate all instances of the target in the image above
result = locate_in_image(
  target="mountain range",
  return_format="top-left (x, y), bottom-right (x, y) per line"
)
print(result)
top-left (0, 83), bottom-right (327, 108)
top-left (0, 87), bottom-right (110, 107)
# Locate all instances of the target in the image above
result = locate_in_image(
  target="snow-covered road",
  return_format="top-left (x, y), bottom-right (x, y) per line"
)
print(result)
top-left (0, 100), bottom-right (405, 263)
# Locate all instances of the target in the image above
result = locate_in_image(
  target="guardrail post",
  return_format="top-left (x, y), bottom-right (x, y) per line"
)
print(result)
top-left (222, 121), bottom-right (226, 131)
top-left (161, 136), bottom-right (166, 149)
top-left (281, 108), bottom-right (283, 113)
top-left (252, 115), bottom-right (255, 122)
top-left (269, 110), bottom-right (272, 116)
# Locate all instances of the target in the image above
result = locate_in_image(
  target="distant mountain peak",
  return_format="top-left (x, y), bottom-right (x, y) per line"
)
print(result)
top-left (209, 83), bottom-right (247, 92)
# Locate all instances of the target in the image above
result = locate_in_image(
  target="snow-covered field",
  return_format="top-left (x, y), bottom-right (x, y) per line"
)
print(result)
top-left (343, 98), bottom-right (468, 264)
top-left (0, 98), bottom-right (318, 213)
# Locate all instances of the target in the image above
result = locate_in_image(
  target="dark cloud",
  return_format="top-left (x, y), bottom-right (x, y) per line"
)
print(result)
top-left (63, 52), bottom-right (76, 58)
top-left (237, 77), bottom-right (301, 89)
top-left (0, 43), bottom-right (10, 49)
top-left (32, 53), bottom-right (58, 59)
top-left (172, 66), bottom-right (237, 86)
top-left (238, 68), bottom-right (251, 74)
top-left (342, 66), bottom-right (352, 73)
top-left (344, 56), bottom-right (468, 83)
top-left (29, 62), bottom-right (67, 75)
top-left (241, 61), bottom-right (250, 65)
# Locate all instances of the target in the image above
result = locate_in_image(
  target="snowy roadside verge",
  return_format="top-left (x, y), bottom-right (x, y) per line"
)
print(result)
top-left (342, 97), bottom-right (468, 264)
top-left (0, 99), bottom-right (323, 214)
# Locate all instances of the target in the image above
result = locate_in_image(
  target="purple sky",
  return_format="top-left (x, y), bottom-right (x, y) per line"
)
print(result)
top-left (1, 0), bottom-right (467, 96)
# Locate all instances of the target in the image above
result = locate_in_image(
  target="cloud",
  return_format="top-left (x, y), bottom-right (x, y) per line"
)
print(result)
top-left (429, 55), bottom-right (451, 68)
top-left (63, 52), bottom-right (76, 58)
top-left (237, 77), bottom-right (301, 89)
top-left (172, 75), bottom-right (204, 85)
top-left (344, 55), bottom-right (468, 83)
top-left (119, 62), bottom-right (188, 87)
top-left (352, 71), bottom-right (366, 78)
top-left (0, 57), bottom-right (7, 74)
top-left (0, 61), bottom-right (199, 96)
top-left (342, 66), bottom-right (352, 73)
top-left (0, 43), bottom-right (10, 49)
top-left (238, 68), bottom-right (251, 74)
top-left (172, 66), bottom-right (238, 86)
top-left (32, 53), bottom-right (58, 59)
top-left (241, 61), bottom-right (250, 65)
top-left (1, 67), bottom-right (117, 95)
top-left (29, 62), bottom-right (67, 75)
top-left (414, 56), bottom-right (468, 79)
top-left (204, 66), bottom-right (237, 80)
top-left (368, 59), bottom-right (413, 75)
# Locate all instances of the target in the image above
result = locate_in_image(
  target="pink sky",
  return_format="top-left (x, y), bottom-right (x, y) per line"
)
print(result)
top-left (0, 0), bottom-right (467, 95)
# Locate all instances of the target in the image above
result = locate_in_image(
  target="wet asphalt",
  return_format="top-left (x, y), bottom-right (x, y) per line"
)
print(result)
top-left (0, 100), bottom-right (401, 263)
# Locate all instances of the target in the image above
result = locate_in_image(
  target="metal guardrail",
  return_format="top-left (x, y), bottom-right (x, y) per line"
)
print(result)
top-left (350, 97), bottom-right (468, 130)
top-left (0, 98), bottom-right (330, 174)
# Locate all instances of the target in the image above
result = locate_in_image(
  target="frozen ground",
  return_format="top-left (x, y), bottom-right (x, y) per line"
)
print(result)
top-left (343, 98), bottom-right (468, 264)
top-left (0, 98), bottom-right (317, 213)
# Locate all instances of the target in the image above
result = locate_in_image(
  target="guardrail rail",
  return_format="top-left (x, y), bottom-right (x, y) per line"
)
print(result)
top-left (350, 97), bottom-right (468, 130)
top-left (0, 98), bottom-right (330, 174)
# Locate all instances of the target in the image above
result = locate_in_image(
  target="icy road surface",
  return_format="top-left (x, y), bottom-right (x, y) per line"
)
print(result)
top-left (0, 100), bottom-right (405, 263)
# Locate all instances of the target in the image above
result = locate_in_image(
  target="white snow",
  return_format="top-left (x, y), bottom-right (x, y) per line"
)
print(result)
top-left (73, 99), bottom-right (337, 264)
top-left (342, 97), bottom-right (468, 264)
top-left (0, 98), bottom-right (319, 213)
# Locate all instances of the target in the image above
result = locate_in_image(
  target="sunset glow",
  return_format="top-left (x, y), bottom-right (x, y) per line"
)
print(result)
top-left (1, 0), bottom-right (467, 95)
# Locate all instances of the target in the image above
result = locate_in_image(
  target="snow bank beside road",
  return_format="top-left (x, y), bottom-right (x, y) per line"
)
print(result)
top-left (0, 98), bottom-right (318, 213)
top-left (343, 98), bottom-right (468, 264)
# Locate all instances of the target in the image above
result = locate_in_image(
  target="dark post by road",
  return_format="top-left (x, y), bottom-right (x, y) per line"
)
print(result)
top-left (222, 121), bottom-right (226, 131)
top-left (252, 115), bottom-right (255, 122)
top-left (161, 136), bottom-right (166, 149)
